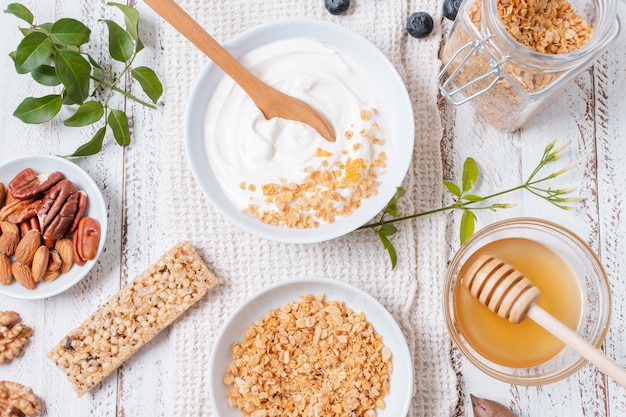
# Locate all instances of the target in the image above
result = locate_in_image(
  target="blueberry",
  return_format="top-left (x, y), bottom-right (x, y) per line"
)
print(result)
top-left (406, 12), bottom-right (434, 39)
top-left (443, 0), bottom-right (464, 20)
top-left (325, 0), bottom-right (350, 15)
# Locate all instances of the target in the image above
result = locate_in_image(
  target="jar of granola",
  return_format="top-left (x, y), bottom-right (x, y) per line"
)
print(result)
top-left (437, 0), bottom-right (620, 131)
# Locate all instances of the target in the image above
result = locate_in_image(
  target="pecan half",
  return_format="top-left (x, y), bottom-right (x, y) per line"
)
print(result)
top-left (9, 168), bottom-right (64, 200)
top-left (6, 199), bottom-right (43, 224)
top-left (0, 183), bottom-right (6, 209)
top-left (38, 180), bottom-right (79, 241)
top-left (74, 217), bottom-right (100, 263)
top-left (0, 198), bottom-right (36, 222)
top-left (67, 190), bottom-right (87, 235)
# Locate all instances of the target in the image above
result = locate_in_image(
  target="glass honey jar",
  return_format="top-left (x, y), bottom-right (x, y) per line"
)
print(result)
top-left (437, 0), bottom-right (620, 131)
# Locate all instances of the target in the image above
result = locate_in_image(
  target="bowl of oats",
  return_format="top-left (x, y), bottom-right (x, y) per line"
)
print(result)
top-left (185, 19), bottom-right (414, 243)
top-left (209, 277), bottom-right (413, 417)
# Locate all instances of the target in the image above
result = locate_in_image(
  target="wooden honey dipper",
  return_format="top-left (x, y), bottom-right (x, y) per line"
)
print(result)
top-left (463, 254), bottom-right (626, 388)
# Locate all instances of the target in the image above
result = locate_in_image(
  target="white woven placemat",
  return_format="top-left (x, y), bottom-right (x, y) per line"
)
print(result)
top-left (159, 1), bottom-right (456, 415)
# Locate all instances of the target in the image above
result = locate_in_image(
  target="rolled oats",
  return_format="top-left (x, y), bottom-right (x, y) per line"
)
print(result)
top-left (224, 293), bottom-right (392, 417)
top-left (242, 109), bottom-right (387, 229)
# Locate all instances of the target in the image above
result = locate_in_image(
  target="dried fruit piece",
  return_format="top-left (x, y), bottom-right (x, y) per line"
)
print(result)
top-left (11, 263), bottom-right (35, 290)
top-left (471, 394), bottom-right (519, 417)
top-left (0, 311), bottom-right (32, 365)
top-left (31, 246), bottom-right (49, 283)
top-left (8, 167), bottom-right (64, 200)
top-left (55, 238), bottom-right (74, 274)
top-left (345, 157), bottom-right (366, 183)
top-left (0, 380), bottom-right (41, 416)
top-left (0, 232), bottom-right (19, 257)
top-left (0, 255), bottom-right (12, 286)
top-left (14, 230), bottom-right (41, 266)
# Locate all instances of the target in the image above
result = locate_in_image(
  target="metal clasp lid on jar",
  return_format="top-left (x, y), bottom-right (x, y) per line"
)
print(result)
top-left (437, 35), bottom-right (510, 106)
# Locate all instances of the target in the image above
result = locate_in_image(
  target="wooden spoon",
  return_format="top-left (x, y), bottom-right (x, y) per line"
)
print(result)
top-left (463, 254), bottom-right (626, 388)
top-left (144, 0), bottom-right (335, 142)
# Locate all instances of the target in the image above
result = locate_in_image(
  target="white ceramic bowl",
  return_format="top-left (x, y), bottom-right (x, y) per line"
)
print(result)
top-left (0, 155), bottom-right (107, 300)
top-left (185, 19), bottom-right (414, 243)
top-left (209, 277), bottom-right (413, 417)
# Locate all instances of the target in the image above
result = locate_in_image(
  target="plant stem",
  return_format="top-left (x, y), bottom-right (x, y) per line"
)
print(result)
top-left (90, 76), bottom-right (156, 109)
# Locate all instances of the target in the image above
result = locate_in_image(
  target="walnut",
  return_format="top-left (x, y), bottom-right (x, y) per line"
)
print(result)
top-left (0, 381), bottom-right (42, 417)
top-left (0, 312), bottom-right (32, 365)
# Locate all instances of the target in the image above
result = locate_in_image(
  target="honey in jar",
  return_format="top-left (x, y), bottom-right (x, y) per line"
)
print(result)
top-left (453, 237), bottom-right (582, 368)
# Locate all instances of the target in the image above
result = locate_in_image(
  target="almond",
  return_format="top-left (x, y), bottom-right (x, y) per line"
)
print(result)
top-left (0, 254), bottom-right (12, 285)
top-left (0, 220), bottom-right (18, 235)
top-left (0, 231), bottom-right (19, 256)
top-left (12, 262), bottom-right (35, 290)
top-left (55, 238), bottom-right (74, 274)
top-left (14, 229), bottom-right (41, 265)
top-left (31, 245), bottom-right (49, 283)
top-left (42, 269), bottom-right (60, 283)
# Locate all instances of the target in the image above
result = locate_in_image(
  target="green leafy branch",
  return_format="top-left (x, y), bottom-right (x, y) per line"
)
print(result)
top-left (358, 140), bottom-right (583, 268)
top-left (5, 2), bottom-right (163, 157)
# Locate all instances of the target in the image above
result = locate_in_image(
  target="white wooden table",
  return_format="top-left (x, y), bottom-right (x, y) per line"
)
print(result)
top-left (1, 1), bottom-right (625, 416)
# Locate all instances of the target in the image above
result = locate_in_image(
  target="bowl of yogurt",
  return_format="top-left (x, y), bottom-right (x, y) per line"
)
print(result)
top-left (185, 19), bottom-right (414, 243)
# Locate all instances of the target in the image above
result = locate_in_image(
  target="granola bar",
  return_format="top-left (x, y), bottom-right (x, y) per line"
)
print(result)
top-left (47, 242), bottom-right (221, 396)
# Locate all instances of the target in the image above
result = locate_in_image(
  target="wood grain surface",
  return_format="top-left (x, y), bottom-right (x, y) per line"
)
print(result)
top-left (1, 0), bottom-right (625, 416)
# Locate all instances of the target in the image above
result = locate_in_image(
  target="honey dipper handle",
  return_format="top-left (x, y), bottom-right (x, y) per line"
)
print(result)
top-left (527, 304), bottom-right (626, 388)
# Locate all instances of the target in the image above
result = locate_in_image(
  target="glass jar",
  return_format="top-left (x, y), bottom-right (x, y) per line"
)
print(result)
top-left (437, 0), bottom-right (620, 131)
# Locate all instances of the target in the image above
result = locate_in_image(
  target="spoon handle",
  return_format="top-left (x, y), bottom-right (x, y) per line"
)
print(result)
top-left (143, 0), bottom-right (269, 98)
top-left (527, 304), bottom-right (626, 388)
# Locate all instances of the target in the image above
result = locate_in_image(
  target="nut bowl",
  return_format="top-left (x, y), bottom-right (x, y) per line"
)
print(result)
top-left (444, 218), bottom-right (611, 385)
top-left (185, 19), bottom-right (414, 243)
top-left (0, 155), bottom-right (107, 300)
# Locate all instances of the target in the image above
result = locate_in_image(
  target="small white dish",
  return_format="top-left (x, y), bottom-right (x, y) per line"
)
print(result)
top-left (185, 19), bottom-right (414, 243)
top-left (209, 276), bottom-right (413, 417)
top-left (0, 154), bottom-right (107, 300)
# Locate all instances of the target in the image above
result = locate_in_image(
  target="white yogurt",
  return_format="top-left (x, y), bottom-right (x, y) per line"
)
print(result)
top-left (204, 38), bottom-right (387, 224)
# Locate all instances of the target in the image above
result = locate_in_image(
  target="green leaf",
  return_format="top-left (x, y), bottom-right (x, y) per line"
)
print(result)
top-left (87, 54), bottom-right (103, 70)
top-left (102, 19), bottom-right (134, 62)
top-left (64, 101), bottom-right (104, 127)
top-left (31, 64), bottom-right (61, 86)
top-left (459, 209), bottom-right (476, 244)
top-left (55, 49), bottom-right (91, 104)
top-left (443, 181), bottom-right (461, 197)
top-left (69, 126), bottom-right (106, 157)
top-left (135, 37), bottom-right (144, 53)
top-left (38, 23), bottom-right (53, 33)
top-left (384, 186), bottom-right (406, 218)
top-left (108, 109), bottom-right (131, 146)
top-left (378, 233), bottom-right (398, 269)
top-left (4, 3), bottom-right (33, 24)
top-left (13, 94), bottom-right (62, 124)
top-left (61, 88), bottom-right (77, 105)
top-left (461, 194), bottom-right (484, 202)
top-left (461, 157), bottom-right (479, 192)
top-left (379, 224), bottom-right (398, 237)
top-left (51, 18), bottom-right (91, 46)
top-left (131, 66), bottom-right (163, 103)
top-left (107, 2), bottom-right (140, 40)
top-left (13, 31), bottom-right (53, 74)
